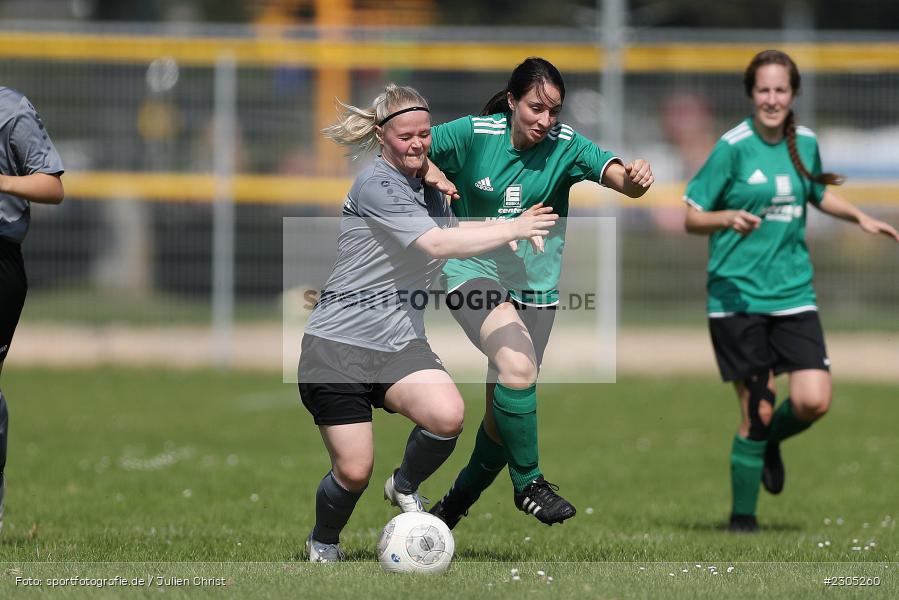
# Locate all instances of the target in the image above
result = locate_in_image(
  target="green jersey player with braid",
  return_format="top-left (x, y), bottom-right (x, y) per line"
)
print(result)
top-left (684, 50), bottom-right (898, 532)
top-left (425, 57), bottom-right (654, 528)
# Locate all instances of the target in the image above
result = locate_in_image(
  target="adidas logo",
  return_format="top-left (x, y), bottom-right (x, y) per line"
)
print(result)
top-left (474, 177), bottom-right (493, 191)
top-left (521, 496), bottom-right (542, 516)
top-left (747, 169), bottom-right (768, 184)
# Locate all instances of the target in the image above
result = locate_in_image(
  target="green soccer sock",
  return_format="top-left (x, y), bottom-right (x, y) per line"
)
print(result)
top-left (768, 399), bottom-right (813, 444)
top-left (452, 422), bottom-right (507, 503)
top-left (730, 435), bottom-right (766, 516)
top-left (492, 383), bottom-right (540, 493)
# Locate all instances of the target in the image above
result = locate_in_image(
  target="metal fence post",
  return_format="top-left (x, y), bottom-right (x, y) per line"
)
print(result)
top-left (597, 0), bottom-right (627, 379)
top-left (784, 0), bottom-right (816, 130)
top-left (212, 53), bottom-right (237, 368)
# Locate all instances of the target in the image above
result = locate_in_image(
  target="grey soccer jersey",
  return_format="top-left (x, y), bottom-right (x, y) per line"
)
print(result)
top-left (304, 157), bottom-right (457, 352)
top-left (0, 88), bottom-right (64, 243)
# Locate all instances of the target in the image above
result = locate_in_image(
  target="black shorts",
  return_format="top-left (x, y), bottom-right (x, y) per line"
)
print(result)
top-left (708, 311), bottom-right (830, 382)
top-left (445, 278), bottom-right (557, 368)
top-left (297, 334), bottom-right (447, 426)
top-left (0, 238), bottom-right (27, 362)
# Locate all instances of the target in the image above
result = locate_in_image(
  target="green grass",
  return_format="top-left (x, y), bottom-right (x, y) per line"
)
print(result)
top-left (20, 287), bottom-right (899, 332)
top-left (21, 288), bottom-right (278, 326)
top-left (0, 369), bottom-right (895, 598)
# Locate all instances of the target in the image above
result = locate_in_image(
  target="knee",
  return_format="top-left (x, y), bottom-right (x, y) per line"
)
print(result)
top-left (495, 354), bottom-right (538, 389)
top-left (415, 389), bottom-right (464, 437)
top-left (792, 393), bottom-right (831, 421)
top-left (333, 460), bottom-right (373, 493)
top-left (428, 404), bottom-right (464, 438)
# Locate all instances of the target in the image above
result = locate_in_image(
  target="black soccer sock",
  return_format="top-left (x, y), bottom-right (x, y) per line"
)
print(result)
top-left (312, 471), bottom-right (364, 544)
top-left (393, 426), bottom-right (459, 494)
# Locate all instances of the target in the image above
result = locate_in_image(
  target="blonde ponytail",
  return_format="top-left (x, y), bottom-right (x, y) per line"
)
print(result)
top-left (322, 83), bottom-right (429, 159)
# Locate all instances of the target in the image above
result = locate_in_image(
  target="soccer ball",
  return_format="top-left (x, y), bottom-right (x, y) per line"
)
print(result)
top-left (377, 512), bottom-right (455, 574)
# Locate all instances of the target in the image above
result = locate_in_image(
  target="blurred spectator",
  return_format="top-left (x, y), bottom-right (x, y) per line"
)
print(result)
top-left (651, 90), bottom-right (717, 231)
top-left (661, 91), bottom-right (717, 178)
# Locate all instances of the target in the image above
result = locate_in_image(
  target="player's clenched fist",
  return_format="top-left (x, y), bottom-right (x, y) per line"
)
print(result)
top-left (624, 159), bottom-right (654, 189)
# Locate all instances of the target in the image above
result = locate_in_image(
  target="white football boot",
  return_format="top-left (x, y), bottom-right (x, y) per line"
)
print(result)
top-left (383, 472), bottom-right (427, 513)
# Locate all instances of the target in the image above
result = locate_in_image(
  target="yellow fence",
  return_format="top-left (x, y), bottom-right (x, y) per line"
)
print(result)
top-left (6, 30), bottom-right (898, 207)
top-left (3, 31), bottom-right (899, 72)
top-left (61, 172), bottom-right (899, 208)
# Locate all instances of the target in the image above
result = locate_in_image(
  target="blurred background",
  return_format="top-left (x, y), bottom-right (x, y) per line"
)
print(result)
top-left (2, 0), bottom-right (897, 374)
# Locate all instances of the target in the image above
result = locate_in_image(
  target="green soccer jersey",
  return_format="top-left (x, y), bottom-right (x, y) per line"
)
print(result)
top-left (430, 113), bottom-right (620, 305)
top-left (684, 118), bottom-right (827, 315)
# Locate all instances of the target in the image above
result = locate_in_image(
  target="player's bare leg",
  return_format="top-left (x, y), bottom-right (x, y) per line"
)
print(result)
top-left (383, 370), bottom-right (462, 513)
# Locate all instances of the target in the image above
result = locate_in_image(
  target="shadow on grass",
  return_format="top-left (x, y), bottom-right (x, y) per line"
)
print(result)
top-left (665, 519), bottom-right (805, 533)
top-left (290, 549), bottom-right (528, 562)
top-left (453, 549), bottom-right (529, 562)
top-left (289, 550), bottom-right (378, 562)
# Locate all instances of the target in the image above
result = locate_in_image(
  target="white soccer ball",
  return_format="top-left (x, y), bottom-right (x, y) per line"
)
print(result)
top-left (377, 511), bottom-right (455, 574)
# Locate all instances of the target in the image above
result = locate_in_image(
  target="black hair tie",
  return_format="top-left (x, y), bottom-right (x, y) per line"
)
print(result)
top-left (378, 106), bottom-right (430, 126)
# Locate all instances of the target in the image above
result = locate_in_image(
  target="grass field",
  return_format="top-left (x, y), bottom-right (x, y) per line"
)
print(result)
top-left (21, 287), bottom-right (899, 333)
top-left (0, 368), bottom-right (895, 598)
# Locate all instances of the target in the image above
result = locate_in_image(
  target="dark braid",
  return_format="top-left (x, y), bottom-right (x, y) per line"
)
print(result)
top-left (784, 110), bottom-right (844, 186)
top-left (745, 49), bottom-right (844, 186)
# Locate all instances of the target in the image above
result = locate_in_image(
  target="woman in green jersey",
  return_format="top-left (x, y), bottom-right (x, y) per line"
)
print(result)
top-left (425, 57), bottom-right (654, 528)
top-left (683, 49), bottom-right (898, 532)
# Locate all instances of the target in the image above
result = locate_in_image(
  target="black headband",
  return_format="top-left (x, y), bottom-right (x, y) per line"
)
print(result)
top-left (378, 106), bottom-right (429, 126)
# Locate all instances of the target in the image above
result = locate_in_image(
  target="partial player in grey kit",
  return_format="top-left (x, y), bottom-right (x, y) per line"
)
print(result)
top-left (0, 87), bottom-right (65, 533)
top-left (297, 83), bottom-right (558, 562)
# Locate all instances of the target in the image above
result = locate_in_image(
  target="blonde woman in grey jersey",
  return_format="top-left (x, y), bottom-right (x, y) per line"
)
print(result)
top-left (298, 84), bottom-right (559, 562)
top-left (0, 87), bottom-right (65, 533)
